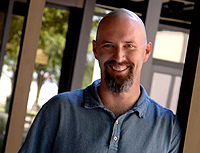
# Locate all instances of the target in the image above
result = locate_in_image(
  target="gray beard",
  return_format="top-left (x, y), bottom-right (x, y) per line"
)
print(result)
top-left (105, 76), bottom-right (133, 93)
top-left (104, 60), bottom-right (134, 93)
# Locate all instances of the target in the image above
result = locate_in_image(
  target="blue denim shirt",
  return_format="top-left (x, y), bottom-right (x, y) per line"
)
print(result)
top-left (19, 79), bottom-right (181, 153)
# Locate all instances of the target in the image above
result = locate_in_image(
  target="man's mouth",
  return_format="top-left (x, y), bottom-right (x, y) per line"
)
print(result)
top-left (110, 65), bottom-right (129, 71)
top-left (104, 60), bottom-right (133, 73)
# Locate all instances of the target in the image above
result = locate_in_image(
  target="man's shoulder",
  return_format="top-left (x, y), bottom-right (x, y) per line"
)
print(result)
top-left (146, 96), bottom-right (179, 126)
top-left (41, 80), bottom-right (100, 111)
top-left (57, 89), bottom-right (85, 101)
top-left (148, 97), bottom-right (175, 116)
top-left (139, 85), bottom-right (176, 119)
top-left (43, 88), bottom-right (85, 109)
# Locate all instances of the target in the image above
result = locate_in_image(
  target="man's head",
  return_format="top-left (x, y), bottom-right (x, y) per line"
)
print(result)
top-left (93, 8), bottom-right (152, 93)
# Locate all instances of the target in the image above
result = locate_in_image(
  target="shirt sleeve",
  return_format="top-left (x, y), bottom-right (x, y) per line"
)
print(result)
top-left (168, 116), bottom-right (182, 153)
top-left (18, 99), bottom-right (60, 153)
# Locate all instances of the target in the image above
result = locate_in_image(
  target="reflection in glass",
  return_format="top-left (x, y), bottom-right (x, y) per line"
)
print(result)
top-left (24, 7), bottom-right (69, 140)
top-left (0, 14), bottom-right (24, 151)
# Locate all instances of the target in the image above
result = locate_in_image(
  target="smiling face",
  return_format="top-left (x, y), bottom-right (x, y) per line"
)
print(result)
top-left (93, 9), bottom-right (151, 93)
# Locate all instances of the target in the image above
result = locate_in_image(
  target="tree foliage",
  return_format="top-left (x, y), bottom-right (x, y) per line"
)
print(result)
top-left (4, 15), bottom-right (24, 86)
top-left (33, 7), bottom-right (69, 109)
top-left (4, 7), bottom-right (69, 109)
top-left (37, 7), bottom-right (69, 83)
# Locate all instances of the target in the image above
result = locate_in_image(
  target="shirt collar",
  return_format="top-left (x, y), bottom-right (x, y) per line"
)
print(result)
top-left (84, 79), bottom-right (149, 118)
top-left (132, 85), bottom-right (149, 118)
top-left (84, 79), bottom-right (104, 109)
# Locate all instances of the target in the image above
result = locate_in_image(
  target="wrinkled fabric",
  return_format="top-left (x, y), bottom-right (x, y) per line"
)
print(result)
top-left (19, 79), bottom-right (181, 153)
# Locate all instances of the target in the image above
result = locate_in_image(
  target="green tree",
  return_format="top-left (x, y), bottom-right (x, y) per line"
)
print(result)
top-left (4, 15), bottom-right (24, 88)
top-left (3, 7), bottom-right (69, 110)
top-left (3, 14), bottom-right (24, 113)
top-left (32, 7), bottom-right (69, 110)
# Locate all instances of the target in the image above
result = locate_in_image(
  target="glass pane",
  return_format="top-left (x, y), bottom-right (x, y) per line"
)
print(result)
top-left (0, 11), bottom-right (5, 47)
top-left (92, 59), bottom-right (100, 82)
top-left (82, 14), bottom-right (101, 88)
top-left (153, 30), bottom-right (189, 63)
top-left (150, 72), bottom-right (172, 108)
top-left (0, 14), bottom-right (24, 150)
top-left (149, 0), bottom-right (194, 114)
top-left (169, 76), bottom-right (181, 113)
top-left (23, 7), bottom-right (70, 139)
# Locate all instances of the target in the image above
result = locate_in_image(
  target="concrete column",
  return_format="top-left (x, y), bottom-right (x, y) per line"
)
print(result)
top-left (141, 0), bottom-right (163, 94)
top-left (70, 0), bottom-right (96, 90)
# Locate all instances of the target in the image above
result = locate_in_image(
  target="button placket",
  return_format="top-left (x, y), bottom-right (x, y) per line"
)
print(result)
top-left (109, 118), bottom-right (122, 151)
top-left (112, 120), bottom-right (120, 143)
top-left (113, 120), bottom-right (119, 141)
top-left (108, 111), bottom-right (135, 151)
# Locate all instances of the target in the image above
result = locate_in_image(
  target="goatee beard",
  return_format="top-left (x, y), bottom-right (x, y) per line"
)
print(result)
top-left (104, 60), bottom-right (134, 93)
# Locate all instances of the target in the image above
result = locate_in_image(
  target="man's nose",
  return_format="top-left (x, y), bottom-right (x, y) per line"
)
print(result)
top-left (113, 46), bottom-right (126, 63)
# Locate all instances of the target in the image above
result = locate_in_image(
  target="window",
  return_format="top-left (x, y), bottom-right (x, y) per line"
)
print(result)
top-left (23, 6), bottom-right (69, 140)
top-left (150, 28), bottom-right (189, 113)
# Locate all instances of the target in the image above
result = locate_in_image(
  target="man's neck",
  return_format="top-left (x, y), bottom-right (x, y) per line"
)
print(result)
top-left (99, 79), bottom-right (141, 118)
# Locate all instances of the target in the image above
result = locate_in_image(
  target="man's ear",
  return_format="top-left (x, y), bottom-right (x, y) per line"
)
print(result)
top-left (93, 40), bottom-right (98, 60)
top-left (143, 42), bottom-right (152, 63)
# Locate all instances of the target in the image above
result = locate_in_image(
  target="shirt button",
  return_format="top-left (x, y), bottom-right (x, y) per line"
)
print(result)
top-left (114, 136), bottom-right (118, 141)
top-left (116, 120), bottom-right (119, 125)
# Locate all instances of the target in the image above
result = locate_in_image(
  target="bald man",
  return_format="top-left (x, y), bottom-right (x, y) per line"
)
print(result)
top-left (19, 9), bottom-right (181, 153)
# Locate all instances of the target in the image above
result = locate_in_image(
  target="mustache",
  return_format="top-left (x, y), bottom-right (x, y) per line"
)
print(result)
top-left (104, 60), bottom-right (134, 67)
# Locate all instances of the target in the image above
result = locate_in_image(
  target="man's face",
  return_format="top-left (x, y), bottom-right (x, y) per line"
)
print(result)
top-left (93, 15), bottom-right (151, 93)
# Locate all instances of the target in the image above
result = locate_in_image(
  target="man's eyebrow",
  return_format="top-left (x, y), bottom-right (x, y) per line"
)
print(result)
top-left (123, 41), bottom-right (135, 44)
top-left (101, 40), bottom-right (112, 44)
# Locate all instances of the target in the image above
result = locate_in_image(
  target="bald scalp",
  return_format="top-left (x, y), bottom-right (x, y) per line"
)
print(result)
top-left (100, 8), bottom-right (143, 25)
top-left (96, 8), bottom-right (147, 44)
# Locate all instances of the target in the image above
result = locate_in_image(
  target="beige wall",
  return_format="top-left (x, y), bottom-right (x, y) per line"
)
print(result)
top-left (183, 48), bottom-right (200, 153)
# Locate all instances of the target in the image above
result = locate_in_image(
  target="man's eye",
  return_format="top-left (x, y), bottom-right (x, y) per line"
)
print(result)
top-left (126, 44), bottom-right (133, 48)
top-left (125, 44), bottom-right (137, 50)
top-left (104, 44), bottom-right (113, 48)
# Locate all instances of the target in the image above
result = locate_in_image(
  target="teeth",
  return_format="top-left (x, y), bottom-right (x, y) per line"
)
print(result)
top-left (112, 65), bottom-right (127, 71)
